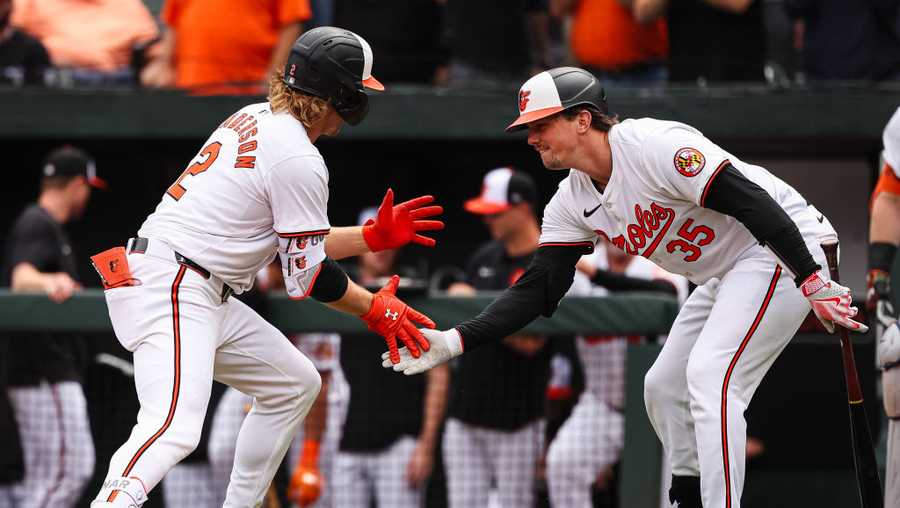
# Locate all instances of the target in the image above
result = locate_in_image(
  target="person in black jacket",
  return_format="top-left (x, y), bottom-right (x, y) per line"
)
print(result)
top-left (0, 146), bottom-right (106, 507)
top-left (441, 167), bottom-right (574, 508)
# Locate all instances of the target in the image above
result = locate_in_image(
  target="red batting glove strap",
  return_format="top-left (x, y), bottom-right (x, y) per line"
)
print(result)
top-left (300, 439), bottom-right (320, 469)
top-left (800, 271), bottom-right (827, 297)
top-left (362, 275), bottom-right (435, 364)
top-left (362, 188), bottom-right (444, 252)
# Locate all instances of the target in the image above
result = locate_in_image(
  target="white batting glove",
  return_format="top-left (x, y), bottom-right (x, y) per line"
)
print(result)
top-left (381, 328), bottom-right (463, 375)
top-left (878, 322), bottom-right (900, 370)
top-left (801, 271), bottom-right (868, 333)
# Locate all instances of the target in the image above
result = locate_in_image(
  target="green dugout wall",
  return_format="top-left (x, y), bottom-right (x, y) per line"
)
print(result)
top-left (0, 291), bottom-right (880, 507)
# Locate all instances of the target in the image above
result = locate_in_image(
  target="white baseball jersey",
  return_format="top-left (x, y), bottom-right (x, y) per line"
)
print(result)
top-left (540, 118), bottom-right (832, 285)
top-left (139, 103), bottom-right (330, 295)
top-left (884, 106), bottom-right (900, 176)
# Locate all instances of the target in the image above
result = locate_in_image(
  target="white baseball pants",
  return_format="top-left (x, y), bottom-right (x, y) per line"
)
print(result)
top-left (332, 436), bottom-right (422, 507)
top-left (0, 382), bottom-right (95, 508)
top-left (644, 248), bottom-right (826, 508)
top-left (93, 243), bottom-right (321, 507)
top-left (442, 418), bottom-right (544, 508)
top-left (546, 392), bottom-right (624, 508)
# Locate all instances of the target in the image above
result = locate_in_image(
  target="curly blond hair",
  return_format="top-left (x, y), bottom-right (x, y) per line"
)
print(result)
top-left (268, 71), bottom-right (330, 128)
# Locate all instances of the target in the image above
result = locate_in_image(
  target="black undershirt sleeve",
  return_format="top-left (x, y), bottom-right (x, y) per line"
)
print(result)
top-left (310, 257), bottom-right (350, 303)
top-left (590, 269), bottom-right (678, 295)
top-left (703, 164), bottom-right (820, 285)
top-left (455, 243), bottom-right (593, 351)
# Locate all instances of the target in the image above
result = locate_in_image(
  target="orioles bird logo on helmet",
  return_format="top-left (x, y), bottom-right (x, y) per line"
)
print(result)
top-left (518, 90), bottom-right (531, 113)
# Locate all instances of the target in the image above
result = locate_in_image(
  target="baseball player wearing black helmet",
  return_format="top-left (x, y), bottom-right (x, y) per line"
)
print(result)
top-left (282, 26), bottom-right (384, 126)
top-left (89, 26), bottom-right (443, 508)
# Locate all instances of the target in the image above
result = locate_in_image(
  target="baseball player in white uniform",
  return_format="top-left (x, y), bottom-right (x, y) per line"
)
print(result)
top-left (868, 106), bottom-right (900, 508)
top-left (546, 243), bottom-right (687, 507)
top-left (88, 27), bottom-right (443, 508)
top-left (386, 67), bottom-right (867, 508)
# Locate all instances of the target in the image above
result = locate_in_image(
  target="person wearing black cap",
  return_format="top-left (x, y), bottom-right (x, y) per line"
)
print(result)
top-left (0, 145), bottom-right (104, 507)
top-left (441, 167), bottom-right (576, 508)
top-left (388, 67), bottom-right (864, 508)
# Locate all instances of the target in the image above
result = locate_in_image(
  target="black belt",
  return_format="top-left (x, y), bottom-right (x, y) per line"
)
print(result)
top-left (128, 237), bottom-right (234, 302)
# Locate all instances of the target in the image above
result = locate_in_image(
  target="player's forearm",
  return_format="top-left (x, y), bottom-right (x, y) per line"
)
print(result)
top-left (301, 373), bottom-right (330, 444)
top-left (270, 23), bottom-right (303, 74)
top-left (590, 269), bottom-right (678, 295)
top-left (871, 192), bottom-right (900, 247)
top-left (418, 364), bottom-right (449, 449)
top-left (10, 263), bottom-right (49, 292)
top-left (325, 278), bottom-right (374, 316)
top-left (869, 192), bottom-right (900, 276)
top-left (325, 226), bottom-right (370, 260)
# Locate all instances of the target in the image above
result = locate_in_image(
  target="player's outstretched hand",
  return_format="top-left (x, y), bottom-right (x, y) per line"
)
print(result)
top-left (362, 275), bottom-right (435, 364)
top-left (362, 188), bottom-right (444, 252)
top-left (382, 328), bottom-right (464, 375)
top-left (801, 271), bottom-right (869, 333)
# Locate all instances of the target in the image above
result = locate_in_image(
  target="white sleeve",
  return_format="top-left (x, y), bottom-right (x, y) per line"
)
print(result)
top-left (266, 155), bottom-right (331, 299)
top-left (641, 126), bottom-right (732, 207)
top-left (538, 175), bottom-right (596, 246)
top-left (267, 155), bottom-right (331, 236)
top-left (883, 107), bottom-right (900, 175)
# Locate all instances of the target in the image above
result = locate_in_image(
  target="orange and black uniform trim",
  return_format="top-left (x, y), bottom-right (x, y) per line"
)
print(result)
top-left (720, 264), bottom-right (781, 508)
top-left (871, 163), bottom-right (900, 205)
top-left (108, 265), bottom-right (187, 502)
top-left (699, 159), bottom-right (731, 208)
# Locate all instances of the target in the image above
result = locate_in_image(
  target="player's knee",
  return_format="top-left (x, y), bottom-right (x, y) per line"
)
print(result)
top-left (685, 354), bottom-right (717, 399)
top-left (644, 363), bottom-right (676, 410)
top-left (295, 366), bottom-right (322, 410)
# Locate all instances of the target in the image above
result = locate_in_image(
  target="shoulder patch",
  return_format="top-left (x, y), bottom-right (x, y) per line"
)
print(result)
top-left (674, 147), bottom-right (705, 177)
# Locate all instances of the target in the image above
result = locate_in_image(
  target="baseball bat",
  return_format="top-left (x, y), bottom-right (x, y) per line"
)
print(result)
top-left (821, 239), bottom-right (883, 508)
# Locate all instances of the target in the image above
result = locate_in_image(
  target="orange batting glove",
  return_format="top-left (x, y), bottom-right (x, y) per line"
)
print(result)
top-left (361, 275), bottom-right (435, 364)
top-left (288, 439), bottom-right (323, 507)
top-left (362, 189), bottom-right (444, 251)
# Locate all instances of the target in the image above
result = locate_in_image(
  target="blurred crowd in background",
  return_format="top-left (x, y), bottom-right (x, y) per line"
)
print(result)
top-left (1, 0), bottom-right (899, 93)
top-left (1, 1), bottom-right (898, 507)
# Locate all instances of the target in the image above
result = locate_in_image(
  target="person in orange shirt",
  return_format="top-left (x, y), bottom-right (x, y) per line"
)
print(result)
top-left (11, 0), bottom-right (159, 85)
top-left (142, 0), bottom-right (312, 95)
top-left (551, 0), bottom-right (668, 86)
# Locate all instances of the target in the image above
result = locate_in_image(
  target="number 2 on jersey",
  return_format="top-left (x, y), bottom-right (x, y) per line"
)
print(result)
top-left (666, 219), bottom-right (715, 262)
top-left (166, 142), bottom-right (222, 200)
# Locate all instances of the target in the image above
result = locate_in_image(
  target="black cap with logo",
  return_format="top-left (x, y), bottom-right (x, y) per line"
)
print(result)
top-left (42, 146), bottom-right (106, 189)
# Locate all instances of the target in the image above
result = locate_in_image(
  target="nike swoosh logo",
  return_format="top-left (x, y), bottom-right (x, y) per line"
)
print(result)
top-left (583, 204), bottom-right (602, 217)
top-left (817, 214), bottom-right (824, 223)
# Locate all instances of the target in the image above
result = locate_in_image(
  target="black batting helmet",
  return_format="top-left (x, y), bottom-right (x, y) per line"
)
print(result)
top-left (506, 67), bottom-right (607, 132)
top-left (283, 26), bottom-right (384, 126)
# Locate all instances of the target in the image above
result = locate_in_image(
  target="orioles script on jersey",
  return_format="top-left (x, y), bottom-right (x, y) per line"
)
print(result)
top-left (596, 202), bottom-right (675, 258)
